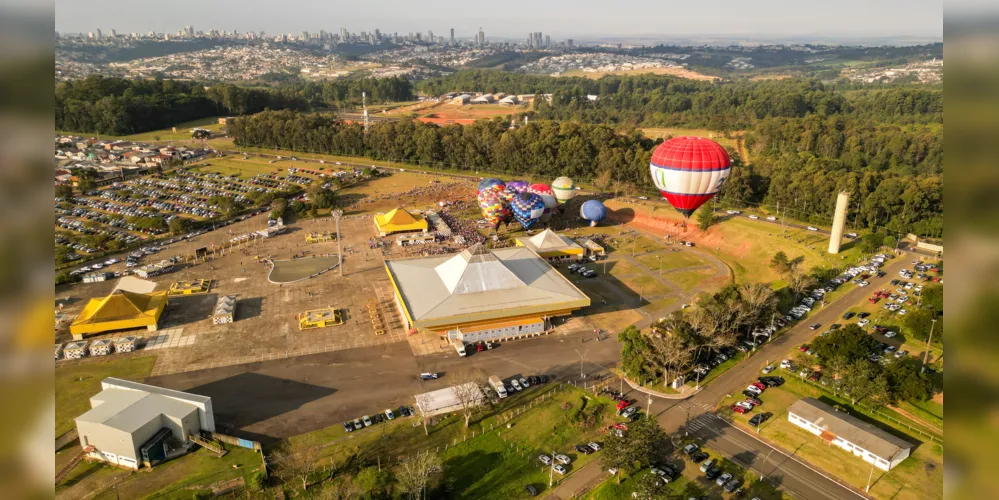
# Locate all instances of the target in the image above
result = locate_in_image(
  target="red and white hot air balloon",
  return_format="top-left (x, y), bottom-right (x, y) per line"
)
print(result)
top-left (649, 136), bottom-right (732, 217)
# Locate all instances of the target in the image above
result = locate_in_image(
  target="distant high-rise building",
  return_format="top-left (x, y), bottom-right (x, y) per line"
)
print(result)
top-left (428, 30), bottom-right (434, 43)
top-left (109, 29), bottom-right (117, 37)
top-left (544, 35), bottom-right (550, 49)
top-left (450, 28), bottom-right (455, 45)
top-left (87, 31), bottom-right (94, 39)
top-left (526, 33), bottom-right (532, 48)
top-left (302, 31), bottom-right (310, 41)
top-left (341, 27), bottom-right (348, 41)
top-left (567, 39), bottom-right (574, 48)
top-left (96, 28), bottom-right (103, 39)
top-left (477, 27), bottom-right (485, 46)
top-left (185, 25), bottom-right (193, 37)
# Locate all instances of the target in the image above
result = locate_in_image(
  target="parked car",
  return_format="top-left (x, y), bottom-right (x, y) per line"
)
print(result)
top-left (538, 455), bottom-right (552, 465)
top-left (807, 226), bottom-right (818, 231)
top-left (588, 442), bottom-right (602, 451)
top-left (385, 409), bottom-right (395, 420)
top-left (353, 418), bottom-right (364, 429)
top-left (575, 444), bottom-right (593, 455)
top-left (553, 464), bottom-right (567, 475)
top-left (749, 412), bottom-right (772, 427)
top-left (525, 485), bottom-right (538, 496)
top-left (705, 466), bottom-right (721, 480)
top-left (555, 454), bottom-right (571, 465)
top-left (362, 415), bottom-right (372, 427)
top-left (700, 458), bottom-right (715, 473)
top-left (682, 443), bottom-right (699, 455)
top-left (511, 379), bottom-right (522, 391)
top-left (842, 312), bottom-right (856, 320)
top-left (716, 472), bottom-right (733, 486)
top-left (519, 377), bottom-right (530, 388)
top-left (343, 421), bottom-right (354, 433)
top-left (691, 451), bottom-right (709, 463)
top-left (724, 478), bottom-right (742, 493)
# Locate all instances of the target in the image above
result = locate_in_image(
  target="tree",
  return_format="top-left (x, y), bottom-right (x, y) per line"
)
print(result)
top-left (308, 184), bottom-right (337, 209)
top-left (902, 308), bottom-right (938, 342)
top-left (168, 216), bottom-right (195, 235)
top-left (882, 235), bottom-right (897, 249)
top-left (394, 450), bottom-right (442, 500)
top-left (921, 284), bottom-right (943, 313)
top-left (413, 393), bottom-right (433, 436)
top-left (593, 168), bottom-right (613, 193)
top-left (319, 476), bottom-right (361, 500)
top-left (841, 361), bottom-right (875, 405)
top-left (354, 466), bottom-right (395, 500)
top-left (695, 205), bottom-right (714, 231)
top-left (272, 435), bottom-right (321, 491)
top-left (646, 322), bottom-right (696, 389)
top-left (192, 128), bottom-right (211, 140)
top-left (450, 370), bottom-right (487, 428)
top-left (271, 197), bottom-right (288, 219)
top-left (859, 233), bottom-right (882, 254)
top-left (56, 184), bottom-right (74, 199)
top-left (787, 268), bottom-right (816, 301)
top-left (769, 251), bottom-right (791, 275)
top-left (600, 417), bottom-right (670, 482)
top-left (811, 325), bottom-right (879, 365)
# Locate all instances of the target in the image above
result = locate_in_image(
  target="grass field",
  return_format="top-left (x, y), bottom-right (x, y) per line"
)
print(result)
top-left (560, 67), bottom-right (719, 81)
top-left (634, 250), bottom-right (711, 274)
top-left (55, 355), bottom-right (157, 438)
top-left (60, 117), bottom-right (226, 143)
top-left (719, 377), bottom-right (943, 500)
top-left (288, 384), bottom-right (618, 499)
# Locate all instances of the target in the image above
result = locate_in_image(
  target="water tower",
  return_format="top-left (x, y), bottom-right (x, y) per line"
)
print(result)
top-left (828, 192), bottom-right (849, 254)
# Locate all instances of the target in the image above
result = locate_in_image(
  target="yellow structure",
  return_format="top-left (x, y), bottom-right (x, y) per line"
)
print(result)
top-left (69, 290), bottom-right (168, 340)
top-left (305, 231), bottom-right (336, 243)
top-left (298, 307), bottom-right (344, 330)
top-left (168, 279), bottom-right (212, 295)
top-left (373, 208), bottom-right (428, 237)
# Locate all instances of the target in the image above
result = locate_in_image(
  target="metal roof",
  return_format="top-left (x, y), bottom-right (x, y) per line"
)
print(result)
top-left (788, 398), bottom-right (912, 460)
top-left (386, 244), bottom-right (589, 329)
top-left (77, 388), bottom-right (198, 434)
top-left (518, 229), bottom-right (584, 253)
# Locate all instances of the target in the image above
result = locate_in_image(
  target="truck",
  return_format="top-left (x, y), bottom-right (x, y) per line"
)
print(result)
top-left (488, 375), bottom-right (508, 399)
top-left (452, 339), bottom-right (467, 357)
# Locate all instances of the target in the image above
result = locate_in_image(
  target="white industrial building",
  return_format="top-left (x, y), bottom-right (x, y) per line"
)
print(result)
top-left (788, 398), bottom-right (912, 471)
top-left (75, 378), bottom-right (216, 469)
top-left (414, 383), bottom-right (484, 417)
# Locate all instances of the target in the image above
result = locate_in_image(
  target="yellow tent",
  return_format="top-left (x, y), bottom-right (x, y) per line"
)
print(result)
top-left (69, 290), bottom-right (168, 339)
top-left (374, 207), bottom-right (428, 236)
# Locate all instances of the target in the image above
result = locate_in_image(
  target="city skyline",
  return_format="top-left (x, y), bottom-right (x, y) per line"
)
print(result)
top-left (55, 0), bottom-right (942, 42)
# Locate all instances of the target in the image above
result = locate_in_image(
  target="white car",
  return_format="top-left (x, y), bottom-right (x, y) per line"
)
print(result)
top-left (727, 210), bottom-right (741, 215)
top-left (555, 454), bottom-right (571, 465)
top-left (746, 385), bottom-right (763, 395)
top-left (638, 196), bottom-right (648, 200)
top-left (857, 281), bottom-right (870, 287)
top-left (884, 331), bottom-right (897, 338)
top-left (749, 215), bottom-right (759, 219)
top-left (858, 319), bottom-right (870, 327)
top-left (539, 455), bottom-right (553, 465)
top-left (588, 442), bottom-right (602, 451)
top-left (762, 365), bottom-right (776, 374)
top-left (898, 309), bottom-right (908, 316)
top-left (807, 226), bottom-right (818, 231)
top-left (553, 464), bottom-right (567, 475)
top-left (519, 377), bottom-right (530, 388)
top-left (511, 379), bottom-right (522, 391)
top-left (766, 216), bottom-right (777, 221)
top-left (362, 415), bottom-right (372, 427)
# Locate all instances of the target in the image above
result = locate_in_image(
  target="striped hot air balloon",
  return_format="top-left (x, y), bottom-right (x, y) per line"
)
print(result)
top-left (551, 177), bottom-right (576, 205)
top-left (649, 136), bottom-right (731, 217)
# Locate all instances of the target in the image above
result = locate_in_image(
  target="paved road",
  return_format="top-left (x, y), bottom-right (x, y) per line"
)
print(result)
top-left (550, 254), bottom-right (913, 499)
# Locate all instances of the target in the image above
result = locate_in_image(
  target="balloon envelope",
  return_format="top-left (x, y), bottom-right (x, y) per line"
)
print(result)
top-left (477, 178), bottom-right (504, 193)
top-left (580, 200), bottom-right (607, 226)
top-left (649, 136), bottom-right (731, 217)
top-left (551, 177), bottom-right (576, 204)
top-left (538, 193), bottom-right (558, 222)
top-left (528, 183), bottom-right (555, 197)
top-left (511, 192), bottom-right (546, 229)
top-left (506, 180), bottom-right (530, 194)
top-left (477, 185), bottom-right (510, 228)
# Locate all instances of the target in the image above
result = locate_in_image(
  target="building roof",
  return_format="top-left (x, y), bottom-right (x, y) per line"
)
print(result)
top-left (77, 379), bottom-right (206, 434)
top-left (374, 208), bottom-right (428, 234)
top-left (214, 295), bottom-right (236, 317)
top-left (70, 290), bottom-right (168, 331)
top-left (113, 276), bottom-right (158, 294)
top-left (517, 229), bottom-right (584, 254)
top-left (788, 398), bottom-right (912, 460)
top-left (385, 243), bottom-right (590, 329)
top-left (414, 383), bottom-right (484, 417)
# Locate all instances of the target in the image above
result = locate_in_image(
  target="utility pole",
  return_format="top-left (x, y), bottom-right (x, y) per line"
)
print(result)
top-left (333, 209), bottom-right (344, 277)
top-left (684, 406), bottom-right (691, 436)
top-left (646, 393), bottom-right (652, 416)
top-left (921, 318), bottom-right (937, 373)
top-left (549, 448), bottom-right (555, 486)
top-left (865, 460), bottom-right (876, 492)
top-left (657, 255), bottom-right (663, 275)
top-left (761, 448), bottom-right (775, 479)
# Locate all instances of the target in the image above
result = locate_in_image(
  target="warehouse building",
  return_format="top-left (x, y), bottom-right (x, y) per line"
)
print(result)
top-left (385, 243), bottom-right (589, 343)
top-left (788, 398), bottom-right (912, 471)
top-left (515, 229), bottom-right (585, 263)
top-left (69, 289), bottom-right (168, 339)
top-left (374, 207), bottom-right (429, 237)
top-left (414, 383), bottom-right (484, 417)
top-left (75, 378), bottom-right (216, 470)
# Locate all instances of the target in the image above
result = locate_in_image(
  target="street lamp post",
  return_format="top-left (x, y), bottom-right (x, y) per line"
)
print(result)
top-left (332, 209), bottom-right (344, 277)
top-left (549, 448), bottom-right (555, 487)
top-left (656, 255), bottom-right (663, 275)
top-left (575, 349), bottom-right (589, 379)
top-left (761, 448), bottom-right (775, 479)
top-left (865, 460), bottom-right (876, 492)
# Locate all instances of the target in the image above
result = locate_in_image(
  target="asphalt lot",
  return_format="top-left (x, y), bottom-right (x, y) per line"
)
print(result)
top-left (146, 329), bottom-right (622, 444)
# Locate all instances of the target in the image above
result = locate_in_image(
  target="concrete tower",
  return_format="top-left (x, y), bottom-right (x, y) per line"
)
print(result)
top-left (828, 191), bottom-right (849, 254)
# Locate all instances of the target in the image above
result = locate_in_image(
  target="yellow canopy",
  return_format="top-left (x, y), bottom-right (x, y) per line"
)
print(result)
top-left (69, 290), bottom-right (168, 338)
top-left (374, 208), bottom-right (428, 235)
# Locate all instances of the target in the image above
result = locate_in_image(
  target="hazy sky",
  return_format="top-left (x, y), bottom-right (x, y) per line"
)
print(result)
top-left (55, 0), bottom-right (942, 41)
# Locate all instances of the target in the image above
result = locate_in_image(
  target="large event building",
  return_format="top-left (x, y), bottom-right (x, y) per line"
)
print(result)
top-left (384, 243), bottom-right (590, 343)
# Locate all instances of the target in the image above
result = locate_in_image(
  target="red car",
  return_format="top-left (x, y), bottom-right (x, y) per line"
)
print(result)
top-left (731, 405), bottom-right (749, 414)
top-left (613, 423), bottom-right (629, 431)
top-left (750, 382), bottom-right (766, 391)
top-left (798, 345), bottom-right (809, 352)
top-left (616, 400), bottom-right (632, 410)
top-left (868, 296), bottom-right (880, 304)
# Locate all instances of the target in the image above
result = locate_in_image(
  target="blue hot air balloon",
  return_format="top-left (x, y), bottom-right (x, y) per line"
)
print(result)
top-left (511, 192), bottom-right (546, 230)
top-left (477, 178), bottom-right (504, 193)
top-left (580, 200), bottom-right (607, 227)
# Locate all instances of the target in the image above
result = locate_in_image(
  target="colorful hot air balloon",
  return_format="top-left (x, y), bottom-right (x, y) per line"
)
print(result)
top-left (551, 177), bottom-right (576, 205)
top-left (580, 200), bottom-right (607, 227)
top-left (510, 192), bottom-right (546, 229)
top-left (506, 180), bottom-right (530, 194)
top-left (477, 178), bottom-right (504, 193)
top-left (477, 185), bottom-right (511, 229)
top-left (649, 136), bottom-right (731, 217)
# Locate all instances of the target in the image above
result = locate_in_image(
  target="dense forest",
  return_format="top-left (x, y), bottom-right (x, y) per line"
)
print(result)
top-left (229, 110), bottom-right (942, 236)
top-left (55, 74), bottom-right (414, 135)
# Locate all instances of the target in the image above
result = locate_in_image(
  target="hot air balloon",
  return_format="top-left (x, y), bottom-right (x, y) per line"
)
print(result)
top-left (510, 192), bottom-right (546, 229)
top-left (528, 183), bottom-right (555, 197)
top-left (580, 200), bottom-right (607, 227)
top-left (649, 136), bottom-right (731, 217)
top-left (505, 180), bottom-right (530, 194)
top-left (551, 177), bottom-right (576, 205)
top-left (477, 178), bottom-right (504, 193)
top-left (538, 193), bottom-right (558, 223)
top-left (477, 185), bottom-right (511, 229)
